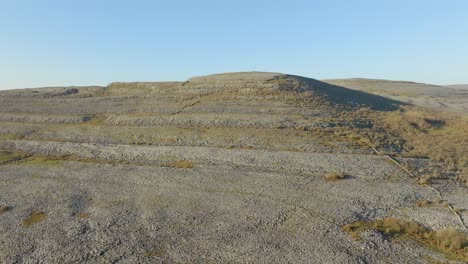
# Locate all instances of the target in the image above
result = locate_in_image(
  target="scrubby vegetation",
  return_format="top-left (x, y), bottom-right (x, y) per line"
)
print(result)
top-left (0, 151), bottom-right (68, 166)
top-left (416, 198), bottom-right (449, 208)
top-left (353, 106), bottom-right (468, 187)
top-left (20, 155), bottom-right (64, 165)
top-left (163, 160), bottom-right (194, 169)
top-left (456, 170), bottom-right (468, 187)
top-left (401, 110), bottom-right (462, 152)
top-left (83, 114), bottom-right (107, 126)
top-left (0, 150), bottom-right (24, 164)
top-left (75, 212), bottom-right (91, 219)
top-left (22, 211), bottom-right (47, 227)
top-left (342, 218), bottom-right (468, 261)
top-left (323, 172), bottom-right (348, 181)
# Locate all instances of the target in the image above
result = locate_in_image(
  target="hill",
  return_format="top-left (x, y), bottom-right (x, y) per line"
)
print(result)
top-left (323, 78), bottom-right (459, 96)
top-left (447, 84), bottom-right (468, 91)
top-left (0, 72), bottom-right (467, 263)
top-left (323, 78), bottom-right (468, 113)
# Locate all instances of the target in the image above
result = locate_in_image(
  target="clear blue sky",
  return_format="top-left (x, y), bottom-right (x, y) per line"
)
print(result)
top-left (1, 0), bottom-right (467, 89)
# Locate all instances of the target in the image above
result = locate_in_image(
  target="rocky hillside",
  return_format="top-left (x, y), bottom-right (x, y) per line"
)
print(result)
top-left (0, 72), bottom-right (467, 263)
top-left (323, 78), bottom-right (468, 113)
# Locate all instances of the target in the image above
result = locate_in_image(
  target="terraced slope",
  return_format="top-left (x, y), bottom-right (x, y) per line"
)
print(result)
top-left (0, 72), bottom-right (467, 263)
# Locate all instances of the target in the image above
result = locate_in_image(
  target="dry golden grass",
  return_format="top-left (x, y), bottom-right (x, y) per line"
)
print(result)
top-left (0, 133), bottom-right (21, 140)
top-left (19, 155), bottom-right (66, 166)
top-left (416, 199), bottom-right (432, 207)
top-left (83, 114), bottom-right (107, 125)
top-left (418, 177), bottom-right (431, 185)
top-left (456, 170), bottom-right (468, 187)
top-left (367, 106), bottom-right (468, 187)
top-left (163, 160), bottom-right (194, 169)
top-left (416, 198), bottom-right (449, 208)
top-left (323, 172), bottom-right (348, 181)
top-left (75, 213), bottom-right (91, 219)
top-left (22, 211), bottom-right (47, 227)
top-left (0, 150), bottom-right (24, 164)
top-left (436, 228), bottom-right (468, 251)
top-left (342, 218), bottom-right (468, 261)
top-left (342, 218), bottom-right (426, 239)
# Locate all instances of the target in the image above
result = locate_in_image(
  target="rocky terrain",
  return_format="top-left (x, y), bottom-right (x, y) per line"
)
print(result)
top-left (323, 78), bottom-right (468, 113)
top-left (0, 72), bottom-right (467, 263)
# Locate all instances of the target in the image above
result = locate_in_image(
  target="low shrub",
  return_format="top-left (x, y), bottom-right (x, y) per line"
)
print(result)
top-left (323, 172), bottom-right (348, 181)
top-left (342, 218), bottom-right (468, 261)
top-left (436, 228), bottom-right (468, 251)
top-left (22, 211), bottom-right (47, 227)
top-left (75, 212), bottom-right (91, 219)
top-left (456, 170), bottom-right (468, 188)
top-left (372, 108), bottom-right (468, 187)
top-left (418, 177), bottom-right (431, 185)
top-left (163, 160), bottom-right (193, 169)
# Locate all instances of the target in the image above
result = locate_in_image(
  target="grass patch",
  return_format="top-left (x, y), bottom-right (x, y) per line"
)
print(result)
top-left (30, 173), bottom-right (42, 180)
top-left (456, 170), bottom-right (468, 188)
top-left (142, 246), bottom-right (166, 258)
top-left (342, 218), bottom-right (468, 261)
top-left (418, 177), bottom-right (431, 185)
top-left (20, 155), bottom-right (64, 166)
top-left (163, 160), bottom-right (194, 169)
top-left (323, 172), bottom-right (349, 181)
top-left (0, 133), bottom-right (21, 140)
top-left (416, 198), bottom-right (449, 208)
top-left (143, 251), bottom-right (157, 257)
top-left (75, 212), bottom-right (91, 219)
top-left (0, 150), bottom-right (24, 164)
top-left (416, 199), bottom-right (432, 207)
top-left (83, 114), bottom-right (107, 125)
top-left (371, 107), bottom-right (468, 187)
top-left (22, 211), bottom-right (47, 227)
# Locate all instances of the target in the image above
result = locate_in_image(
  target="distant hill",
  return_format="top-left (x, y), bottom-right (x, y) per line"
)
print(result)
top-left (322, 78), bottom-right (460, 97)
top-left (0, 86), bottom-right (105, 97)
top-left (0, 72), bottom-right (403, 111)
top-left (322, 78), bottom-right (468, 112)
top-left (446, 84), bottom-right (468, 91)
top-left (187, 72), bottom-right (402, 111)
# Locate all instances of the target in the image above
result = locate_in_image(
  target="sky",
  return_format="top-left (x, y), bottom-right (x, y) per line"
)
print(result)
top-left (1, 0), bottom-right (467, 89)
